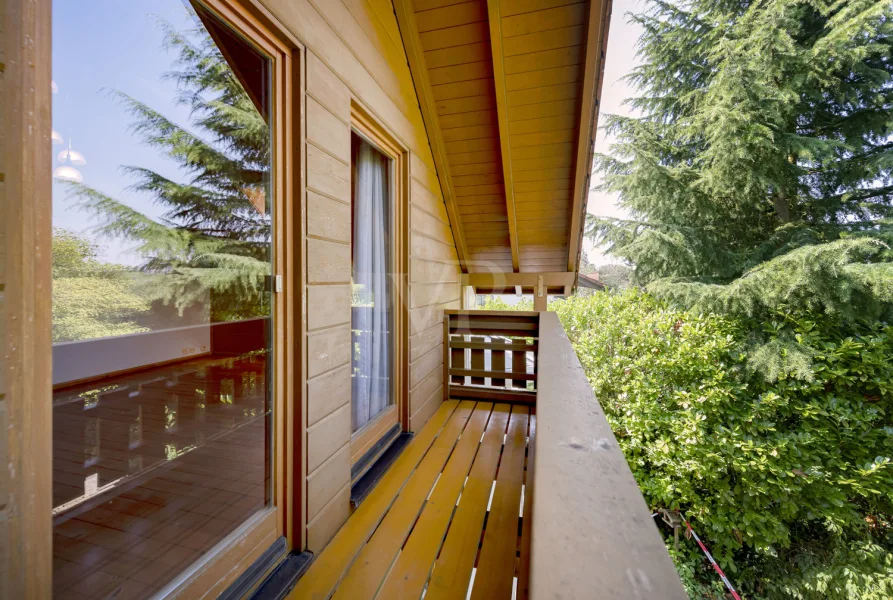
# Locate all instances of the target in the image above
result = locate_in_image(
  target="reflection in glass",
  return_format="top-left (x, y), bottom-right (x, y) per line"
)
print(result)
top-left (51, 2), bottom-right (273, 598)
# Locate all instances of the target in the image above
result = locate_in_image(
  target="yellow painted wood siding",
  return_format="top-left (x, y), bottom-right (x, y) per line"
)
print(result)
top-left (264, 0), bottom-right (462, 552)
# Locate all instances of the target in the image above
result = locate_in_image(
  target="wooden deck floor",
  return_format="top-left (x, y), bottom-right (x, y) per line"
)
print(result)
top-left (290, 400), bottom-right (536, 600)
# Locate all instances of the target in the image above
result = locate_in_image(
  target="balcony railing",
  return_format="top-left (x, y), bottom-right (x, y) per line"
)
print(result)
top-left (443, 310), bottom-right (540, 404)
top-left (444, 309), bottom-right (687, 598)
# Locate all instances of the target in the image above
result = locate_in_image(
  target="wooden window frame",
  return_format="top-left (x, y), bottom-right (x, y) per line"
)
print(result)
top-left (3, 0), bottom-right (307, 595)
top-left (348, 101), bottom-right (410, 469)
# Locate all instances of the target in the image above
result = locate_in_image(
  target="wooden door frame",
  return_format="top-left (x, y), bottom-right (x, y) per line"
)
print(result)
top-left (2, 0), bottom-right (309, 596)
top-left (161, 1), bottom-right (307, 595)
top-left (348, 101), bottom-right (410, 465)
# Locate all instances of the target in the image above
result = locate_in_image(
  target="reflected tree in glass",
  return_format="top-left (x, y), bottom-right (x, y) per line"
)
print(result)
top-left (63, 10), bottom-right (271, 326)
top-left (52, 227), bottom-right (152, 341)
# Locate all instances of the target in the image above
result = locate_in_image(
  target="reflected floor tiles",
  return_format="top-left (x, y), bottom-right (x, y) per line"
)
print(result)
top-left (290, 400), bottom-right (535, 600)
top-left (52, 354), bottom-right (269, 600)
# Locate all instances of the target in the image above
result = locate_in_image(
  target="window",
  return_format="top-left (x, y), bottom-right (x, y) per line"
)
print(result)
top-left (348, 109), bottom-right (408, 469)
top-left (351, 133), bottom-right (394, 434)
top-left (50, 2), bottom-right (277, 597)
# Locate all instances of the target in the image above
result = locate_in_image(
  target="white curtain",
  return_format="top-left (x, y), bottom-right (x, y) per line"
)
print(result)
top-left (351, 137), bottom-right (391, 432)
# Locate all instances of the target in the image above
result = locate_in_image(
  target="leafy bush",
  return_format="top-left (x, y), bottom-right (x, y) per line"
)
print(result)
top-left (478, 295), bottom-right (533, 311)
top-left (52, 229), bottom-right (150, 342)
top-left (549, 291), bottom-right (893, 599)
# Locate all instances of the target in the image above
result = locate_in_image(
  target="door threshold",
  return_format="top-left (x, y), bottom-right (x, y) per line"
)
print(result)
top-left (350, 431), bottom-right (413, 508)
top-left (248, 550), bottom-right (314, 600)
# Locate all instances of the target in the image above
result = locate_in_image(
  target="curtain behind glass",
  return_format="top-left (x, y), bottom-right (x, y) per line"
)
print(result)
top-left (351, 136), bottom-right (392, 432)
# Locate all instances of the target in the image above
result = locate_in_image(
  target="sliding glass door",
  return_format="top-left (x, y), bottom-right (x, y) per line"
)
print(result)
top-left (51, 2), bottom-right (275, 597)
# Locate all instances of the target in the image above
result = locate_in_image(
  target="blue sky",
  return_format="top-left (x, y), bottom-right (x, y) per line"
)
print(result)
top-left (52, 0), bottom-right (198, 265)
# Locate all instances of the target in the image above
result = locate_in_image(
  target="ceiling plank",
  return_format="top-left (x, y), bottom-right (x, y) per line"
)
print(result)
top-left (486, 0), bottom-right (521, 272)
top-left (393, 0), bottom-right (469, 272)
top-left (567, 0), bottom-right (611, 271)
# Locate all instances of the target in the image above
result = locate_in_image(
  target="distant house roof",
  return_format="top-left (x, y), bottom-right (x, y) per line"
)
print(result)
top-left (577, 273), bottom-right (605, 290)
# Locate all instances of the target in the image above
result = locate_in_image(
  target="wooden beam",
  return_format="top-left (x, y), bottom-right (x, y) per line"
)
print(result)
top-left (393, 0), bottom-right (469, 273)
top-left (566, 0), bottom-right (612, 272)
top-left (531, 312), bottom-right (687, 598)
top-left (461, 271), bottom-right (576, 292)
top-left (449, 369), bottom-right (537, 381)
top-left (450, 340), bottom-right (537, 352)
top-left (534, 291), bottom-right (548, 312)
top-left (2, 0), bottom-right (54, 596)
top-left (448, 386), bottom-right (536, 405)
top-left (486, 0), bottom-right (521, 272)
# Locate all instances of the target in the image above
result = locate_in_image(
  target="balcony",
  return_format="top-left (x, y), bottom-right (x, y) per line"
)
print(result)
top-left (288, 310), bottom-right (685, 599)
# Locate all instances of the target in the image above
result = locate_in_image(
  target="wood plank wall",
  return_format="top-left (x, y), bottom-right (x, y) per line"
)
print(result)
top-left (264, 0), bottom-right (462, 553)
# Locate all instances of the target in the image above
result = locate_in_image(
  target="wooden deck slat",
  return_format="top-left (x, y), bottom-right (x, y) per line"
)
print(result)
top-left (469, 405), bottom-right (529, 600)
top-left (424, 404), bottom-right (511, 600)
top-left (291, 399), bottom-right (534, 600)
top-left (517, 411), bottom-right (536, 600)
top-left (288, 400), bottom-right (460, 600)
top-left (330, 400), bottom-right (479, 599)
top-left (371, 403), bottom-right (496, 599)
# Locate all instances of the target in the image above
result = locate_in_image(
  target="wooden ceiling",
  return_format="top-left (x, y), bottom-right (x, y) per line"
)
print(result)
top-left (394, 0), bottom-right (611, 275)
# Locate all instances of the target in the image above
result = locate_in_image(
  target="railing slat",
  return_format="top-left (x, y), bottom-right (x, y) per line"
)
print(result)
top-left (449, 368), bottom-right (536, 381)
top-left (450, 340), bottom-right (537, 351)
top-left (450, 345), bottom-right (465, 385)
top-left (470, 337), bottom-right (485, 385)
top-left (512, 346), bottom-right (528, 390)
top-left (491, 346), bottom-right (506, 387)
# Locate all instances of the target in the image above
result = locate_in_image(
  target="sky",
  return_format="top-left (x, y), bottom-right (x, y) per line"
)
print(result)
top-left (52, 0), bottom-right (199, 265)
top-left (582, 0), bottom-right (643, 266)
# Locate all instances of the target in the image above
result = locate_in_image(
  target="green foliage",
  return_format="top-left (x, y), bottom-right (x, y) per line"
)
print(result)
top-left (477, 295), bottom-right (533, 311)
top-left (62, 10), bottom-right (271, 323)
top-left (52, 229), bottom-right (150, 342)
top-left (667, 545), bottom-right (728, 600)
top-left (596, 263), bottom-right (634, 291)
top-left (582, 4), bottom-right (893, 590)
top-left (588, 0), bottom-right (893, 322)
top-left (549, 291), bottom-right (893, 599)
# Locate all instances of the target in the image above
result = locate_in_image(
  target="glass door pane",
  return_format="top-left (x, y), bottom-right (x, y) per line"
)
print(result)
top-left (51, 2), bottom-right (273, 597)
top-left (350, 133), bottom-right (394, 435)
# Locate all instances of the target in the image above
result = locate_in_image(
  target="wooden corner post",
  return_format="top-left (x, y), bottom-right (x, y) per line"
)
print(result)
top-left (2, 0), bottom-right (54, 596)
